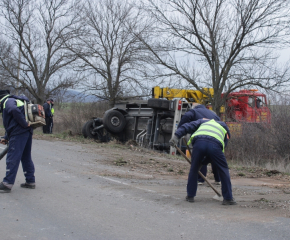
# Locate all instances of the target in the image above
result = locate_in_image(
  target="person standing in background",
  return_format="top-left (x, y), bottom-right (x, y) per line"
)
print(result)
top-left (49, 99), bottom-right (54, 134)
top-left (42, 99), bottom-right (52, 134)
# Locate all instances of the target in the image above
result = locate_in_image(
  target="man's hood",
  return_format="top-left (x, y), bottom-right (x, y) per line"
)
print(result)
top-left (9, 95), bottom-right (30, 102)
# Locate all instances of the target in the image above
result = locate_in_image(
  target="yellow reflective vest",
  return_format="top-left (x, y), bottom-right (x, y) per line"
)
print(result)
top-left (188, 119), bottom-right (227, 152)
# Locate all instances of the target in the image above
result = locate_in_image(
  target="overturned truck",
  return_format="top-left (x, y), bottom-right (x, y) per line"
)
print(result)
top-left (82, 87), bottom-right (271, 154)
top-left (82, 97), bottom-right (189, 154)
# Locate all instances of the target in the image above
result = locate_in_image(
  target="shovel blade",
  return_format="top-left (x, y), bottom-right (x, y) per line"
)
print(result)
top-left (213, 194), bottom-right (223, 201)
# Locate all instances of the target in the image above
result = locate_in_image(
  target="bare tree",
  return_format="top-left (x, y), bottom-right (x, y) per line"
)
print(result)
top-left (0, 39), bottom-right (15, 89)
top-left (0, 0), bottom-right (79, 104)
top-left (140, 0), bottom-right (290, 112)
top-left (67, 0), bottom-right (154, 107)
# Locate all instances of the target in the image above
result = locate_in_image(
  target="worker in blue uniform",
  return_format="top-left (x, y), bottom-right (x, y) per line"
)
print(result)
top-left (0, 90), bottom-right (35, 192)
top-left (170, 119), bottom-right (236, 205)
top-left (49, 99), bottom-right (54, 134)
top-left (178, 103), bottom-right (221, 185)
top-left (43, 99), bottom-right (52, 134)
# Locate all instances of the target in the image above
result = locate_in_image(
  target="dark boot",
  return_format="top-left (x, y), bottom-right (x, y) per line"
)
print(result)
top-left (185, 196), bottom-right (194, 202)
top-left (222, 198), bottom-right (237, 205)
top-left (20, 182), bottom-right (35, 189)
top-left (0, 182), bottom-right (11, 192)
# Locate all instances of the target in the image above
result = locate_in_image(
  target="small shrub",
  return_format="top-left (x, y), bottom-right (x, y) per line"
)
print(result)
top-left (114, 158), bottom-right (127, 166)
top-left (178, 170), bottom-right (185, 175)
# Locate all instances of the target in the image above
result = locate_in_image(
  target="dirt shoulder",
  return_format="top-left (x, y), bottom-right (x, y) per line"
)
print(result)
top-left (17, 132), bottom-right (290, 217)
top-left (33, 133), bottom-right (290, 216)
top-left (96, 140), bottom-right (290, 218)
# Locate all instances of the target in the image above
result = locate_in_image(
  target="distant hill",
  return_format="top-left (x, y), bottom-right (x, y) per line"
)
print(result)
top-left (62, 90), bottom-right (99, 102)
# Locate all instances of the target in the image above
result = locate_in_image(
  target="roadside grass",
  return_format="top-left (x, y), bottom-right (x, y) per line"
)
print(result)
top-left (32, 129), bottom-right (95, 144)
top-left (114, 158), bottom-right (127, 166)
top-left (1, 125), bottom-right (290, 182)
top-left (31, 129), bottom-right (290, 178)
top-left (34, 129), bottom-right (290, 175)
top-left (228, 160), bottom-right (290, 178)
top-left (1, 119), bottom-right (290, 175)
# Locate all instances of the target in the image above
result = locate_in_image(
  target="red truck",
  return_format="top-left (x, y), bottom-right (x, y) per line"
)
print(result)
top-left (220, 89), bottom-right (271, 136)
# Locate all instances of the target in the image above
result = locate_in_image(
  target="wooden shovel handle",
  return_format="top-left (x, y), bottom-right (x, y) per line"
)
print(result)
top-left (174, 144), bottom-right (222, 197)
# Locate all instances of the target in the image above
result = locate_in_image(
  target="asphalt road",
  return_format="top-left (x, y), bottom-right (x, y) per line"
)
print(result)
top-left (0, 139), bottom-right (289, 240)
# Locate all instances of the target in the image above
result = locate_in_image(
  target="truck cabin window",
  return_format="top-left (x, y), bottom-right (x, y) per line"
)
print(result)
top-left (248, 97), bottom-right (254, 108)
top-left (256, 97), bottom-right (264, 108)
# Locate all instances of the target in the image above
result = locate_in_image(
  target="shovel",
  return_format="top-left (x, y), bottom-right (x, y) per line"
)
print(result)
top-left (174, 139), bottom-right (223, 201)
top-left (0, 144), bottom-right (8, 161)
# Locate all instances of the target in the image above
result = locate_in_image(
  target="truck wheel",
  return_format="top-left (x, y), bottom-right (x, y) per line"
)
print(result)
top-left (103, 110), bottom-right (126, 133)
top-left (147, 98), bottom-right (170, 110)
top-left (85, 120), bottom-right (99, 139)
top-left (82, 122), bottom-right (88, 138)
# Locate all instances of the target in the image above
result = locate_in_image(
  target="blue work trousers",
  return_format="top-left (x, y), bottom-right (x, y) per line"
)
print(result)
top-left (187, 139), bottom-right (233, 200)
top-left (3, 131), bottom-right (35, 185)
top-left (43, 117), bottom-right (52, 134)
top-left (198, 163), bottom-right (220, 182)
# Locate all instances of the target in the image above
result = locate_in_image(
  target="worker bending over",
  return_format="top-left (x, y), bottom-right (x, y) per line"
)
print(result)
top-left (178, 103), bottom-right (221, 185)
top-left (170, 119), bottom-right (236, 205)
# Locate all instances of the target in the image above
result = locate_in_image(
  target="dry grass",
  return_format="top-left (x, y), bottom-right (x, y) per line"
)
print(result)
top-left (52, 101), bottom-right (110, 135)
top-left (1, 101), bottom-right (290, 174)
top-left (226, 106), bottom-right (290, 173)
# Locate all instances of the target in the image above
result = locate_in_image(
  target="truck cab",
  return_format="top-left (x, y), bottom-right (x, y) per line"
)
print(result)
top-left (223, 89), bottom-right (271, 124)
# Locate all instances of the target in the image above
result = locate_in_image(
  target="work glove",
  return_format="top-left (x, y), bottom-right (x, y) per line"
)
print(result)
top-left (169, 135), bottom-right (179, 147)
top-left (0, 138), bottom-right (8, 145)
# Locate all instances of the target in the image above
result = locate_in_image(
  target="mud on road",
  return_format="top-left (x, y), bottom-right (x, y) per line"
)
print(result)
top-left (31, 133), bottom-right (290, 219)
top-left (103, 142), bottom-right (290, 217)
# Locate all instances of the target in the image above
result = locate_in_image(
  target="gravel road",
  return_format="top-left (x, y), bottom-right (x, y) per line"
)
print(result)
top-left (0, 139), bottom-right (289, 240)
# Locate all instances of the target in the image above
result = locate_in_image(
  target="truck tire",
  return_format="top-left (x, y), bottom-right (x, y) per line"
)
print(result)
top-left (103, 110), bottom-right (126, 133)
top-left (147, 98), bottom-right (170, 110)
top-left (85, 119), bottom-right (99, 140)
top-left (82, 122), bottom-right (88, 138)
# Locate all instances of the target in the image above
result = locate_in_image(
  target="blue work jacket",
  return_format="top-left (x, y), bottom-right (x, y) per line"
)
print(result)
top-left (1, 95), bottom-right (33, 140)
top-left (43, 102), bottom-right (52, 118)
top-left (178, 105), bottom-right (220, 128)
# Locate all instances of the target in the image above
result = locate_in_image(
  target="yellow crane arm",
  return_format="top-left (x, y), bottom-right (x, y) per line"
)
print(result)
top-left (152, 86), bottom-right (214, 104)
